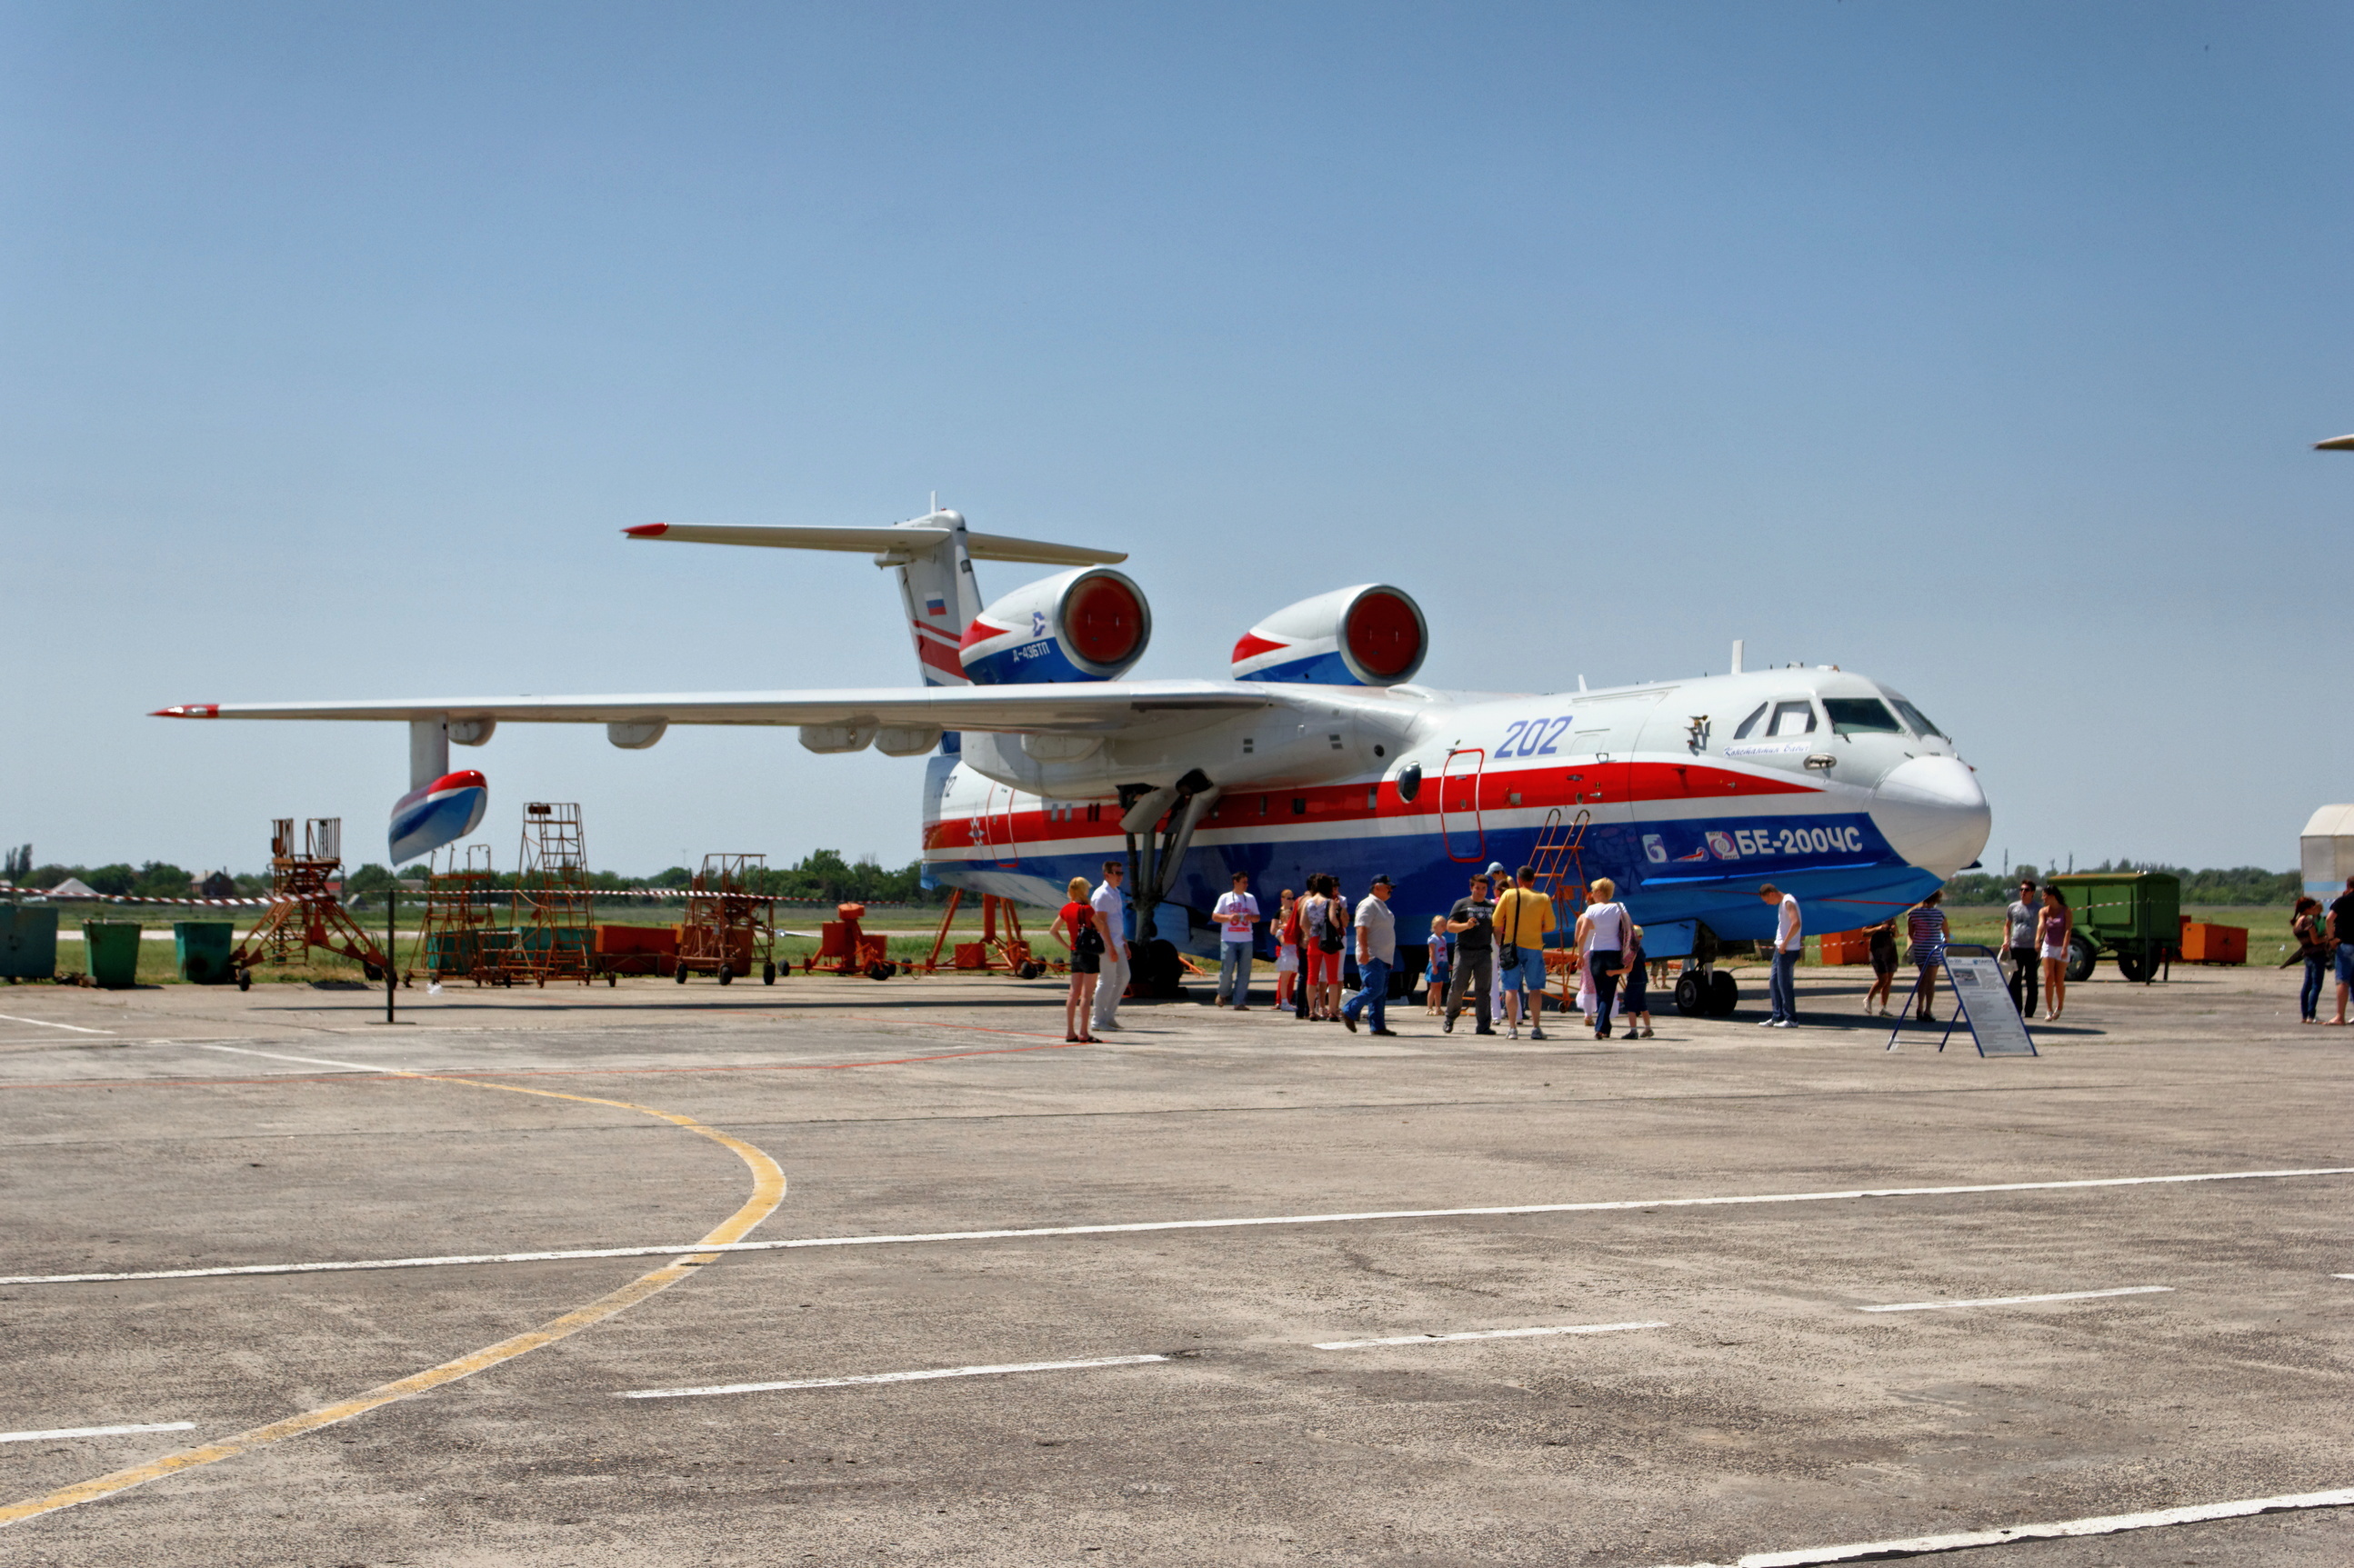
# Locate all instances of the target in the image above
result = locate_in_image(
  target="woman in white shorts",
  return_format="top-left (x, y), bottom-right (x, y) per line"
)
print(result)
top-left (2038, 886), bottom-right (2073, 1022)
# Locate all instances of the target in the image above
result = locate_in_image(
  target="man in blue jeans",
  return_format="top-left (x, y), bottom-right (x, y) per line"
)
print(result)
top-left (1758, 883), bottom-right (1801, 1027)
top-left (1341, 874), bottom-right (1398, 1036)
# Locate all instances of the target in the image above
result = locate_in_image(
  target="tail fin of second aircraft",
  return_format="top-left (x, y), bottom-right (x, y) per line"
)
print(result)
top-left (624, 512), bottom-right (1126, 688)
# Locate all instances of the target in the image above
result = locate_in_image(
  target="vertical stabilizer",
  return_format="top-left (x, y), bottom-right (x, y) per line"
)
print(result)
top-left (889, 510), bottom-right (980, 687)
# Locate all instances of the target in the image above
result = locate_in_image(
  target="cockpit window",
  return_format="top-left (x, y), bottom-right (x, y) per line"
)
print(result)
top-left (1884, 694), bottom-right (1946, 738)
top-left (1767, 701), bottom-right (1817, 737)
top-left (1823, 697), bottom-right (1903, 736)
top-left (1732, 702), bottom-right (1768, 740)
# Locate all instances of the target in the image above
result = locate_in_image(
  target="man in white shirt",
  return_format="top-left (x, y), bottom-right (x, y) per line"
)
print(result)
top-left (1211, 872), bottom-right (1260, 1009)
top-left (1091, 861), bottom-right (1131, 1032)
top-left (1340, 874), bottom-right (1398, 1036)
top-left (1759, 883), bottom-right (1801, 1027)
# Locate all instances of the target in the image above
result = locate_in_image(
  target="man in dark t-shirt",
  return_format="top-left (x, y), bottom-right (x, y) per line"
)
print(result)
top-left (2329, 876), bottom-right (2354, 1025)
top-left (1442, 874), bottom-right (1496, 1035)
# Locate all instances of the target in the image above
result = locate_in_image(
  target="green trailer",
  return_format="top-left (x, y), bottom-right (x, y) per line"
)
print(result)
top-left (2048, 871), bottom-right (2179, 984)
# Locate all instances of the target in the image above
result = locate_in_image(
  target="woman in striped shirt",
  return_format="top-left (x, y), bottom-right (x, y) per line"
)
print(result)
top-left (1906, 890), bottom-right (1948, 1022)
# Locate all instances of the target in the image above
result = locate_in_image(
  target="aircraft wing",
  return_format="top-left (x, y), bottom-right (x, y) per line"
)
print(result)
top-left (152, 679), bottom-right (1276, 734)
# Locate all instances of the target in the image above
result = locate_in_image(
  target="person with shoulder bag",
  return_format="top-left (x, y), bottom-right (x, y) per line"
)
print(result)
top-left (2292, 894), bottom-right (2329, 1024)
top-left (1491, 865), bottom-right (1556, 1040)
top-left (1573, 877), bottom-right (1631, 1039)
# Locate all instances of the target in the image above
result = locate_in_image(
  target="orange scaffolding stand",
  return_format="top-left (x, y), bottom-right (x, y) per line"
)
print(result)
top-left (504, 803), bottom-right (596, 986)
top-left (921, 890), bottom-right (1047, 976)
top-left (231, 817), bottom-right (392, 980)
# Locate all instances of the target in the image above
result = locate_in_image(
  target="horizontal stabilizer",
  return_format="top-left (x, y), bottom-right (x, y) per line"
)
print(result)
top-left (625, 522), bottom-right (1125, 567)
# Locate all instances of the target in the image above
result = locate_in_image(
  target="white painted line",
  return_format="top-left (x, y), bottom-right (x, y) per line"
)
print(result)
top-left (1316, 1320), bottom-right (1665, 1350)
top-left (618, 1353), bottom-right (1169, 1399)
top-left (0, 1422), bottom-right (195, 1444)
top-left (190, 1042), bottom-right (415, 1074)
top-left (0, 1014), bottom-right (114, 1035)
top-left (1642, 1485), bottom-right (2354, 1567)
top-left (1860, 1285), bottom-right (2171, 1313)
top-left (2334, 1273), bottom-right (2354, 1281)
top-left (6, 1166), bottom-right (2349, 1287)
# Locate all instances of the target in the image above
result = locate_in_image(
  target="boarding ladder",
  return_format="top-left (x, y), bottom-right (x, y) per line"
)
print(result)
top-left (1527, 808), bottom-right (1591, 1007)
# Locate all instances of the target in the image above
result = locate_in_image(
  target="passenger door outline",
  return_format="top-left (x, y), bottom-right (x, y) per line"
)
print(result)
top-left (1440, 748), bottom-right (1486, 862)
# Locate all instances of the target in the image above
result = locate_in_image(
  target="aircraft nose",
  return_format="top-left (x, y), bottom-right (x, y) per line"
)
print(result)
top-left (1870, 755), bottom-right (1991, 881)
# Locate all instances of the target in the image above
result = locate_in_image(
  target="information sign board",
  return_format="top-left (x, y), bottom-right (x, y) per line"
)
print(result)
top-left (1942, 955), bottom-right (2038, 1056)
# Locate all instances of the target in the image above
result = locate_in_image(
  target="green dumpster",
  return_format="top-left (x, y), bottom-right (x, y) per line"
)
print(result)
top-left (2, 903), bottom-right (59, 981)
top-left (174, 921), bottom-right (236, 984)
top-left (81, 920), bottom-right (143, 989)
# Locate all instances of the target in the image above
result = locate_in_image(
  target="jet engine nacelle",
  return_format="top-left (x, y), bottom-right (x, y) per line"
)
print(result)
top-left (959, 566), bottom-right (1151, 684)
top-left (1231, 584), bottom-right (1427, 686)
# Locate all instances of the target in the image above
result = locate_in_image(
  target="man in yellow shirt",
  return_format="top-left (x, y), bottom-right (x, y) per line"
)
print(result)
top-left (1491, 865), bottom-right (1557, 1040)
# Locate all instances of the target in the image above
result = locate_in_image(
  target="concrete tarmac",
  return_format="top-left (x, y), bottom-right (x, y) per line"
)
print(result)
top-left (0, 962), bottom-right (2347, 1565)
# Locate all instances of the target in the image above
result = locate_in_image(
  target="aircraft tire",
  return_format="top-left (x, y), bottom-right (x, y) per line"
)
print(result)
top-left (675, 965), bottom-right (687, 984)
top-left (1673, 972), bottom-right (1708, 1016)
top-left (2065, 933), bottom-right (2098, 984)
top-left (763, 961), bottom-right (776, 984)
top-left (1708, 970), bottom-right (1738, 1016)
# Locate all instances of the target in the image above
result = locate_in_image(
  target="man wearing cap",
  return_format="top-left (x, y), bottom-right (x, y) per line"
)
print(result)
top-left (1443, 872), bottom-right (1497, 1035)
top-left (2003, 877), bottom-right (2039, 1018)
top-left (1341, 874), bottom-right (1398, 1036)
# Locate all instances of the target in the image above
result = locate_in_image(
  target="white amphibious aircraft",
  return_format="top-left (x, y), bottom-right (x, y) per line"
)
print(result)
top-left (156, 510), bottom-right (1990, 1010)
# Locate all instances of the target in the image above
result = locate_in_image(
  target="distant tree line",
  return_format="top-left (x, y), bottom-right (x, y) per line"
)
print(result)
top-left (7, 848), bottom-right (947, 906)
top-left (1943, 862), bottom-right (2299, 905)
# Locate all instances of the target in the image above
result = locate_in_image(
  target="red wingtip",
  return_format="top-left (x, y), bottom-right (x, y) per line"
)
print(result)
top-left (623, 522), bottom-right (670, 537)
top-left (151, 704), bottom-right (220, 718)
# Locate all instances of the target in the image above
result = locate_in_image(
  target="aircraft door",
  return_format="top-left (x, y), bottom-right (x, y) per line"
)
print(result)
top-left (1440, 748), bottom-right (1486, 862)
top-left (983, 784), bottom-right (1021, 867)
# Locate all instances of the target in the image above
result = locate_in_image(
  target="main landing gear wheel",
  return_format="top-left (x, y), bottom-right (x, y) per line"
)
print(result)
top-left (1708, 970), bottom-right (1738, 1016)
top-left (2065, 932), bottom-right (2098, 984)
top-left (1674, 972), bottom-right (1708, 1017)
top-left (763, 960), bottom-right (776, 984)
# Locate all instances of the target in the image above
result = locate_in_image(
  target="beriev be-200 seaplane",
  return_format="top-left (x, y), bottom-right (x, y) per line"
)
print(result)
top-left (155, 511), bottom-right (1990, 1011)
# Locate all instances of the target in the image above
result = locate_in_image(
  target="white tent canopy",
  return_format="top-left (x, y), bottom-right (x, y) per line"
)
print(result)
top-left (46, 877), bottom-right (100, 898)
top-left (2298, 805), bottom-right (2354, 897)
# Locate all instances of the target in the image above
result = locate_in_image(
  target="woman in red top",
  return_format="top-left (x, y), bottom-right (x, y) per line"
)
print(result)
top-left (1271, 889), bottom-right (1299, 1009)
top-left (1052, 876), bottom-right (1102, 1043)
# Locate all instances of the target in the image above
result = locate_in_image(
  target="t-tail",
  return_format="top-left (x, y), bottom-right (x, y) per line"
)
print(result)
top-left (624, 510), bottom-right (1127, 688)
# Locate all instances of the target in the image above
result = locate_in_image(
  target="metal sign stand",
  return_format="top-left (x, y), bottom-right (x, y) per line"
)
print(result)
top-left (1884, 943), bottom-right (2033, 1055)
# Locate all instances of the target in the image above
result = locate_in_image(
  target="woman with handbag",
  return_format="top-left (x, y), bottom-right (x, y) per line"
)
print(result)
top-left (2293, 895), bottom-right (2329, 1024)
top-left (1053, 877), bottom-right (1104, 1043)
top-left (1572, 877), bottom-right (1631, 1039)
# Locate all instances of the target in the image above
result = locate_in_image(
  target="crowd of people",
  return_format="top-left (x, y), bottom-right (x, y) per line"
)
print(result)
top-left (1045, 863), bottom-right (2338, 1036)
top-left (1043, 860), bottom-right (1669, 1041)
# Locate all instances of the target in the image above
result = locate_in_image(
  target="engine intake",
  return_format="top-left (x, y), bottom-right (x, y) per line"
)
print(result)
top-left (1231, 584), bottom-right (1427, 686)
top-left (960, 567), bottom-right (1151, 684)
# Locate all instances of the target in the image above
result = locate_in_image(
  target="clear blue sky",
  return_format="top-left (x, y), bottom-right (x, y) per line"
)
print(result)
top-left (5, 2), bottom-right (2347, 877)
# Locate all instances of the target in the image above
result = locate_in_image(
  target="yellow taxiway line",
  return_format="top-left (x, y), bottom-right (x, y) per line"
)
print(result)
top-left (0, 1070), bottom-right (786, 1531)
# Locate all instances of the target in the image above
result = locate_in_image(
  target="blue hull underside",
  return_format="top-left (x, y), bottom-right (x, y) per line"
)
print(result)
top-left (928, 814), bottom-right (1939, 961)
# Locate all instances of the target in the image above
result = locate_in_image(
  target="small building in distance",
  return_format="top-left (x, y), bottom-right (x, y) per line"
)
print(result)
top-left (2299, 805), bottom-right (2354, 898)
